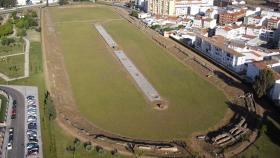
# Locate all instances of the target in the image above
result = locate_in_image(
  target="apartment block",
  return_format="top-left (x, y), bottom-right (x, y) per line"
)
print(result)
top-left (219, 10), bottom-right (246, 25)
top-left (194, 34), bottom-right (246, 73)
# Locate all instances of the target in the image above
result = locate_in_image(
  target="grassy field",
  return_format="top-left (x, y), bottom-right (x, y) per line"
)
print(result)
top-left (0, 54), bottom-right (24, 78)
top-left (239, 115), bottom-right (280, 158)
top-left (49, 6), bottom-right (228, 140)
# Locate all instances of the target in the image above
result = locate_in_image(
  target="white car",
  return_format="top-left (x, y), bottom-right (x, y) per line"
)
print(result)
top-left (28, 118), bottom-right (37, 122)
top-left (28, 113), bottom-right (37, 117)
top-left (7, 143), bottom-right (12, 150)
top-left (27, 111), bottom-right (37, 115)
top-left (28, 101), bottom-right (36, 105)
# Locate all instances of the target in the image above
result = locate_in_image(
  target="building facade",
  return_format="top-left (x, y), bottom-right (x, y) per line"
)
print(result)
top-left (194, 34), bottom-right (246, 73)
top-left (147, 0), bottom-right (170, 15)
top-left (219, 10), bottom-right (246, 25)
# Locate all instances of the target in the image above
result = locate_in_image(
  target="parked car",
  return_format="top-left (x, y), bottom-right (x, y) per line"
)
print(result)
top-left (11, 114), bottom-right (16, 119)
top-left (28, 137), bottom-right (38, 143)
top-left (12, 109), bottom-right (16, 115)
top-left (12, 100), bottom-right (17, 105)
top-left (27, 143), bottom-right (39, 149)
top-left (28, 101), bottom-right (36, 105)
top-left (27, 107), bottom-right (37, 111)
top-left (27, 109), bottom-right (37, 112)
top-left (28, 132), bottom-right (37, 138)
top-left (27, 148), bottom-right (39, 156)
top-left (7, 143), bottom-right (12, 150)
top-left (9, 128), bottom-right (14, 136)
top-left (27, 111), bottom-right (37, 115)
top-left (28, 105), bottom-right (36, 109)
top-left (27, 113), bottom-right (37, 117)
top-left (8, 135), bottom-right (13, 143)
top-left (27, 95), bottom-right (35, 100)
top-left (26, 130), bottom-right (37, 136)
top-left (28, 122), bottom-right (37, 130)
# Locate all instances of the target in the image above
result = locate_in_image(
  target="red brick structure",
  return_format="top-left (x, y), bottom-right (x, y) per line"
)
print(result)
top-left (219, 10), bottom-right (246, 25)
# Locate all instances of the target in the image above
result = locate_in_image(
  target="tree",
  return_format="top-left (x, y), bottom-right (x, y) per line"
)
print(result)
top-left (73, 138), bottom-right (80, 147)
top-left (17, 29), bottom-right (27, 37)
top-left (1, 37), bottom-right (15, 46)
top-left (59, 0), bottom-right (68, 5)
top-left (0, 0), bottom-right (17, 8)
top-left (130, 11), bottom-right (138, 18)
top-left (253, 69), bottom-right (275, 98)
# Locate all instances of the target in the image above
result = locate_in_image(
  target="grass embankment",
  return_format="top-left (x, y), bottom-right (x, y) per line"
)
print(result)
top-left (49, 6), bottom-right (228, 140)
top-left (0, 95), bottom-right (8, 122)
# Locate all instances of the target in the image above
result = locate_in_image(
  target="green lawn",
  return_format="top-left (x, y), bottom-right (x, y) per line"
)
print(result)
top-left (0, 94), bottom-right (7, 122)
top-left (49, 6), bottom-right (228, 140)
top-left (0, 40), bottom-right (24, 56)
top-left (239, 115), bottom-right (280, 158)
top-left (0, 54), bottom-right (24, 78)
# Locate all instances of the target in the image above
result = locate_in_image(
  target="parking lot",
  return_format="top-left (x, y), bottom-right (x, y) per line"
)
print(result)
top-left (0, 86), bottom-right (42, 158)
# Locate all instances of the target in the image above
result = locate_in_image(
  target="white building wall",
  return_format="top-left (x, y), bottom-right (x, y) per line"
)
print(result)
top-left (270, 80), bottom-right (280, 105)
top-left (17, 0), bottom-right (26, 5)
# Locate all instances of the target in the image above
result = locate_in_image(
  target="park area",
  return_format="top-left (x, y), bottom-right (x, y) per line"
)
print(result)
top-left (48, 6), bottom-right (229, 140)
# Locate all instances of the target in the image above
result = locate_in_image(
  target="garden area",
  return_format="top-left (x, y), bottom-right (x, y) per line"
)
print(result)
top-left (0, 94), bottom-right (7, 123)
top-left (0, 9), bottom-right (40, 79)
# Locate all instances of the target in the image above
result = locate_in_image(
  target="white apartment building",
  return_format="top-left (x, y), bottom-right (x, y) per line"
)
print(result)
top-left (215, 25), bottom-right (246, 39)
top-left (146, 0), bottom-right (170, 15)
top-left (203, 18), bottom-right (216, 28)
top-left (194, 34), bottom-right (246, 73)
top-left (246, 25), bottom-right (262, 37)
top-left (191, 16), bottom-right (216, 28)
top-left (18, 0), bottom-right (57, 5)
top-left (244, 15), bottom-right (263, 26)
top-left (173, 0), bottom-right (214, 16)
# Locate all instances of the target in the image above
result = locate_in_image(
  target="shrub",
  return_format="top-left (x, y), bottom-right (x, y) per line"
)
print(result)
top-left (151, 24), bottom-right (160, 29)
top-left (35, 27), bottom-right (41, 32)
top-left (95, 145), bottom-right (103, 154)
top-left (17, 29), bottom-right (27, 37)
top-left (130, 11), bottom-right (138, 18)
top-left (0, 21), bottom-right (13, 37)
top-left (1, 37), bottom-right (15, 46)
top-left (73, 138), bottom-right (80, 147)
top-left (83, 141), bottom-right (92, 151)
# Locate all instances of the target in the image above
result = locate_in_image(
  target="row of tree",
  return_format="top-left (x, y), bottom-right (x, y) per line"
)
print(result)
top-left (0, 0), bottom-right (17, 8)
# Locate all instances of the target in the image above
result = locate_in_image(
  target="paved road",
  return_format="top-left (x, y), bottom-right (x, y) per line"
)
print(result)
top-left (0, 86), bottom-right (25, 158)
